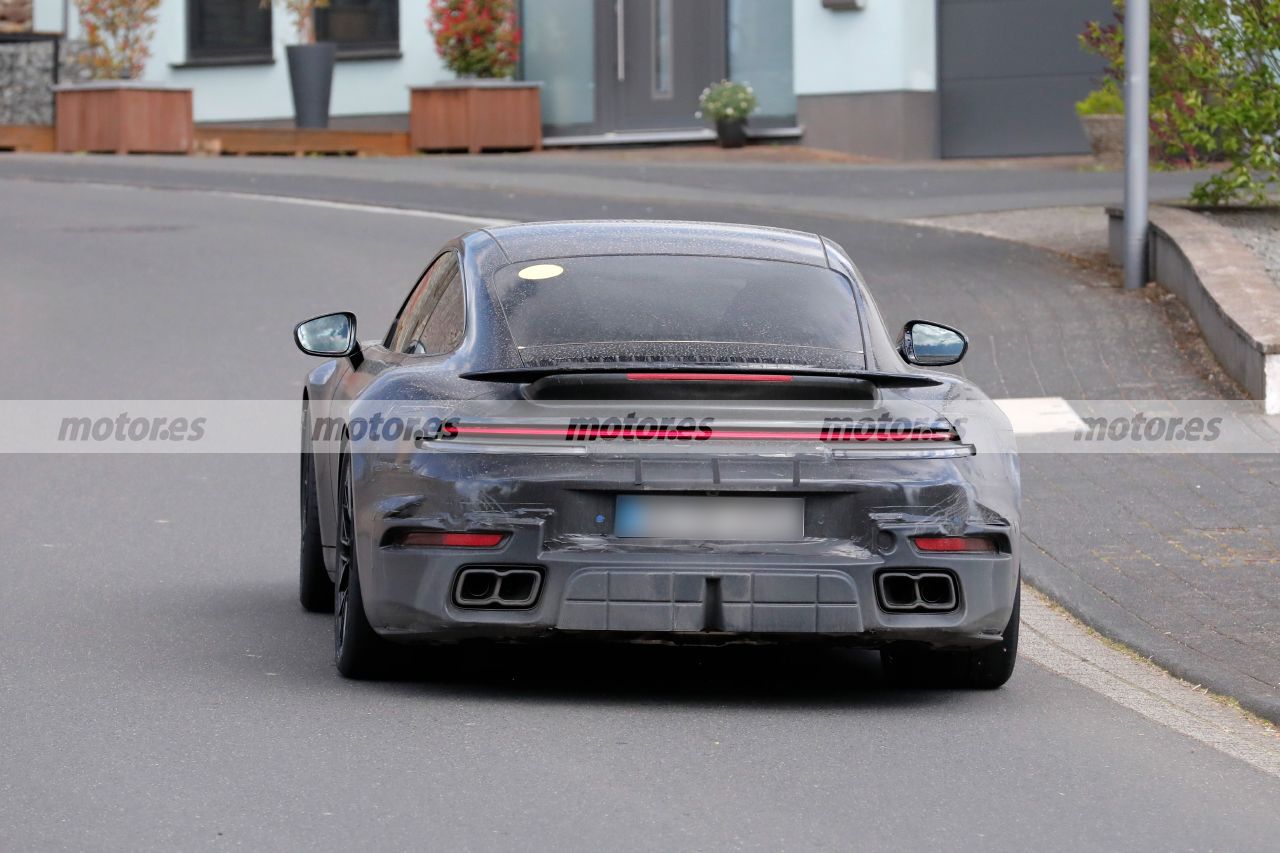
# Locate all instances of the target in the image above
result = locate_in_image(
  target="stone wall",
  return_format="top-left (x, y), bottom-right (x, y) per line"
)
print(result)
top-left (0, 40), bottom-right (95, 126)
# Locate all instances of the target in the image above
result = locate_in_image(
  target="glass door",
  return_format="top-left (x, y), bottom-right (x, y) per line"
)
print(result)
top-left (601, 0), bottom-right (727, 132)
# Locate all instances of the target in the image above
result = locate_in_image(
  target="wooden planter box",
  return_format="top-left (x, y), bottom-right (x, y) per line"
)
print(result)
top-left (55, 83), bottom-right (193, 154)
top-left (409, 81), bottom-right (542, 154)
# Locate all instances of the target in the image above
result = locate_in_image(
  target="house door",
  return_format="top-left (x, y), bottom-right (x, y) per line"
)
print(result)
top-left (599, 0), bottom-right (727, 132)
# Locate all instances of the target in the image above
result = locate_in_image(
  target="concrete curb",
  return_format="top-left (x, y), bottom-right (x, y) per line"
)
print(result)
top-left (1109, 205), bottom-right (1280, 413)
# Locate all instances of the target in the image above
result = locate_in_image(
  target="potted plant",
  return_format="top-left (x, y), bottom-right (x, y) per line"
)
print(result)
top-left (1075, 79), bottom-right (1125, 167)
top-left (698, 80), bottom-right (757, 149)
top-left (268, 0), bottom-right (336, 129)
top-left (410, 0), bottom-right (540, 153)
top-left (57, 0), bottom-right (193, 153)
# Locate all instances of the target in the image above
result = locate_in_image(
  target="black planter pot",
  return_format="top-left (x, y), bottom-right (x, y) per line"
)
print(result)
top-left (716, 119), bottom-right (747, 149)
top-left (287, 43), bottom-right (337, 129)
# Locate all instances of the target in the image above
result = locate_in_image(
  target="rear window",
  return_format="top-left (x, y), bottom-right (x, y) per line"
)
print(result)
top-left (490, 255), bottom-right (863, 353)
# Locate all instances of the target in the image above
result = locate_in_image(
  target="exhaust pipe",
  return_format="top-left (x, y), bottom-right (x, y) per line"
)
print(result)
top-left (876, 571), bottom-right (958, 613)
top-left (454, 567), bottom-right (543, 609)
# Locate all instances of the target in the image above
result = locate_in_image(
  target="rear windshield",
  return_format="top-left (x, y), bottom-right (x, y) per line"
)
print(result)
top-left (490, 255), bottom-right (863, 353)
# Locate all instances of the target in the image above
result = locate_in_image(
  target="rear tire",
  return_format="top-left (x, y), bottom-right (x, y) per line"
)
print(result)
top-left (299, 407), bottom-right (334, 613)
top-left (333, 453), bottom-right (397, 679)
top-left (881, 585), bottom-right (1020, 689)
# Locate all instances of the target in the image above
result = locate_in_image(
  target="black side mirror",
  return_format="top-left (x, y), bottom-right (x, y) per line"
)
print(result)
top-left (899, 320), bottom-right (968, 367)
top-left (295, 312), bottom-right (358, 358)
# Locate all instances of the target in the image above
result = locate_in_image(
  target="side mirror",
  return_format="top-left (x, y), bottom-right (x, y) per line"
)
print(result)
top-left (899, 320), bottom-right (968, 367)
top-left (295, 312), bottom-right (358, 358)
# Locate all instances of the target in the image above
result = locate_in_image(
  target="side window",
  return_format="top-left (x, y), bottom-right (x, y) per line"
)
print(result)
top-left (390, 252), bottom-right (459, 353)
top-left (418, 274), bottom-right (466, 355)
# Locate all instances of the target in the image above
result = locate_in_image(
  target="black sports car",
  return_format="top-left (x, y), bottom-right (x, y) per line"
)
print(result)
top-left (294, 220), bottom-right (1021, 685)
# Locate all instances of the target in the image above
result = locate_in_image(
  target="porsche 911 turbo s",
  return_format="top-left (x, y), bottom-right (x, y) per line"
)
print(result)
top-left (294, 220), bottom-right (1021, 685)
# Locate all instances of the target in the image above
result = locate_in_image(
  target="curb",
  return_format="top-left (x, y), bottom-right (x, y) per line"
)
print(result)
top-left (1108, 205), bottom-right (1280, 413)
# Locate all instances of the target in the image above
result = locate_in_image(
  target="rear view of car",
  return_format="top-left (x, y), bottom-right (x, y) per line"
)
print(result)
top-left (294, 221), bottom-right (1021, 686)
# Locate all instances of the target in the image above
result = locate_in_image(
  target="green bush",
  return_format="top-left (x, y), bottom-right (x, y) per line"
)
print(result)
top-left (697, 81), bottom-right (758, 124)
top-left (1082, 0), bottom-right (1280, 205)
top-left (1076, 80), bottom-right (1125, 116)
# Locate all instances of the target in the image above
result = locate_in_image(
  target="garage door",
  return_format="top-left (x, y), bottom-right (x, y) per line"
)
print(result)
top-left (939, 0), bottom-right (1114, 158)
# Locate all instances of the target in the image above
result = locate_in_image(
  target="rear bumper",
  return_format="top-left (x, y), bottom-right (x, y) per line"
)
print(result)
top-left (362, 529), bottom-right (1018, 650)
top-left (351, 448), bottom-right (1020, 649)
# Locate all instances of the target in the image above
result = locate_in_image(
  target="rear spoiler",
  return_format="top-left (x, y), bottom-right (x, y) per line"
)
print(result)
top-left (459, 366), bottom-right (943, 389)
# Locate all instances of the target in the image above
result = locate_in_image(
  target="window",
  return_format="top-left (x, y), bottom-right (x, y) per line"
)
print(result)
top-left (314, 0), bottom-right (399, 55)
top-left (187, 0), bottom-right (272, 61)
top-left (417, 276), bottom-right (466, 355)
top-left (491, 256), bottom-right (862, 353)
top-left (391, 253), bottom-right (463, 355)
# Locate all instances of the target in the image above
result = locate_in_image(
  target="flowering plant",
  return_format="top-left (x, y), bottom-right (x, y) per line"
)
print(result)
top-left (73, 0), bottom-right (162, 79)
top-left (428, 0), bottom-right (522, 79)
top-left (697, 80), bottom-right (757, 123)
top-left (261, 0), bottom-right (331, 45)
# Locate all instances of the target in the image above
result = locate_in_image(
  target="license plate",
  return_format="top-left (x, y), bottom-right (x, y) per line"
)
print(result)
top-left (614, 495), bottom-right (805, 541)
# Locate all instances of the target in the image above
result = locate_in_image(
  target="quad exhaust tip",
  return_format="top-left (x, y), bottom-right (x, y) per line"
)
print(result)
top-left (877, 571), bottom-right (959, 613)
top-left (454, 567), bottom-right (543, 609)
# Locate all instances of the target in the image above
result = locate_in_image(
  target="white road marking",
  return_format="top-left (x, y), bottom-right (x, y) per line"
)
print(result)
top-left (996, 396), bottom-right (1086, 434)
top-left (1020, 584), bottom-right (1280, 779)
top-left (47, 179), bottom-right (518, 228)
top-left (209, 190), bottom-right (518, 228)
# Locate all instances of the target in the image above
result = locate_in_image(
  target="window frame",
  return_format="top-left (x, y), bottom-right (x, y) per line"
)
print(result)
top-left (185, 0), bottom-right (274, 63)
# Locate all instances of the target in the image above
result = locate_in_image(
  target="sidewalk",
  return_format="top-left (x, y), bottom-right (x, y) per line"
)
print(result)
top-left (1, 152), bottom-right (1275, 719)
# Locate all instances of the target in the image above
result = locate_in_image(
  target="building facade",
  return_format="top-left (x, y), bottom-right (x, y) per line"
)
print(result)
top-left (20, 0), bottom-right (1112, 159)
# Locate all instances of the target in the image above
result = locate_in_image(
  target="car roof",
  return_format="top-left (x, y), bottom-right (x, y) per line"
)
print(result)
top-left (479, 220), bottom-right (831, 268)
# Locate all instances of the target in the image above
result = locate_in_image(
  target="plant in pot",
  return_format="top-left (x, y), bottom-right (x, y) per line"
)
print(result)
top-left (73, 0), bottom-right (163, 79)
top-left (697, 80), bottom-right (757, 149)
top-left (428, 0), bottom-right (522, 79)
top-left (411, 0), bottom-right (539, 154)
top-left (1075, 79), bottom-right (1125, 168)
top-left (62, 0), bottom-right (192, 154)
top-left (266, 0), bottom-right (336, 129)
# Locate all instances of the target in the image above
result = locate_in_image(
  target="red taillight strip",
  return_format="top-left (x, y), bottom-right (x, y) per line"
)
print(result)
top-left (625, 372), bottom-right (793, 382)
top-left (449, 425), bottom-right (955, 442)
top-left (913, 536), bottom-right (996, 553)
top-left (398, 531), bottom-right (507, 548)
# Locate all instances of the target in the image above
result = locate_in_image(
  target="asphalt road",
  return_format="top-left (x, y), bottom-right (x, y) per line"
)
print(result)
top-left (3, 179), bottom-right (1279, 851)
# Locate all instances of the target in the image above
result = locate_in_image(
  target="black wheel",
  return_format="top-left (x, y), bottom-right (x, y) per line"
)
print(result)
top-left (333, 453), bottom-right (396, 679)
top-left (881, 585), bottom-right (1020, 690)
top-left (299, 406), bottom-right (335, 613)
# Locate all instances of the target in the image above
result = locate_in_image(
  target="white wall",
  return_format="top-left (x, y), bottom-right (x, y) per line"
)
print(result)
top-left (792, 0), bottom-right (936, 95)
top-left (65, 0), bottom-right (452, 122)
top-left (32, 0), bottom-right (65, 33)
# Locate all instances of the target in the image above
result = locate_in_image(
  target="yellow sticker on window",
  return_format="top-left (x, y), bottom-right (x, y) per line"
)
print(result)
top-left (518, 264), bottom-right (565, 281)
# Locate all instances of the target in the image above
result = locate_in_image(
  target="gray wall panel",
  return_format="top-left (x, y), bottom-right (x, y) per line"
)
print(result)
top-left (939, 0), bottom-right (1114, 158)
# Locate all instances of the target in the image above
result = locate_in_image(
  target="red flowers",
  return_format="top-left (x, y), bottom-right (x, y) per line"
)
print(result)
top-left (428, 0), bottom-right (522, 78)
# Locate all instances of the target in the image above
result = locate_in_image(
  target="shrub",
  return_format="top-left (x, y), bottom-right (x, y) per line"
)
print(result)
top-left (1076, 80), bottom-right (1124, 116)
top-left (1082, 0), bottom-right (1280, 205)
top-left (428, 0), bottom-right (521, 79)
top-left (697, 80), bottom-right (758, 123)
top-left (74, 0), bottom-right (162, 79)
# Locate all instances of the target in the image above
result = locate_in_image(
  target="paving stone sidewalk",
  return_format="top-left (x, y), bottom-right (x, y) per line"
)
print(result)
top-left (1, 153), bottom-right (1275, 719)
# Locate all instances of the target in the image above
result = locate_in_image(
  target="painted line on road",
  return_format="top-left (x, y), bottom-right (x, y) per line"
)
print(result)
top-left (1020, 584), bottom-right (1280, 779)
top-left (995, 397), bottom-right (1086, 435)
top-left (43, 178), bottom-right (518, 229)
top-left (210, 190), bottom-right (518, 228)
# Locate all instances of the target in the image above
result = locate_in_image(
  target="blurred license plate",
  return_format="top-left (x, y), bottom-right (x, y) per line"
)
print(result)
top-left (615, 495), bottom-right (805, 541)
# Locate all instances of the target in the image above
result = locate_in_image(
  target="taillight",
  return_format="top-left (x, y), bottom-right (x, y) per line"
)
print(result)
top-left (396, 531), bottom-right (507, 548)
top-left (912, 535), bottom-right (997, 553)
top-left (625, 372), bottom-right (793, 382)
